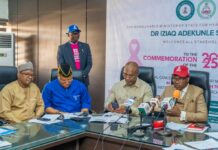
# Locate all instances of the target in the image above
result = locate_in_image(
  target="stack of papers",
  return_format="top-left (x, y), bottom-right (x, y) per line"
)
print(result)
top-left (89, 112), bottom-right (128, 124)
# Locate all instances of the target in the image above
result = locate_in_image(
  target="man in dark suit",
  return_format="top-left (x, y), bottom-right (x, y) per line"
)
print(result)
top-left (57, 24), bottom-right (92, 87)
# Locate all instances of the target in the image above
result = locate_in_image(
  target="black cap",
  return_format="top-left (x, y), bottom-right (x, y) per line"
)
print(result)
top-left (58, 64), bottom-right (72, 77)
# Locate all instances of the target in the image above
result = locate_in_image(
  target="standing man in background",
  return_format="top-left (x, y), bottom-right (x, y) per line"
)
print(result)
top-left (57, 24), bottom-right (92, 87)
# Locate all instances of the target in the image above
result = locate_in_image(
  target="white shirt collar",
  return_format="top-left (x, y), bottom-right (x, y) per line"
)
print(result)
top-left (180, 84), bottom-right (189, 98)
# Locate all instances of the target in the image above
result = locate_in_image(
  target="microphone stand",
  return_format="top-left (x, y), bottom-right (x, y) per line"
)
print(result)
top-left (140, 111), bottom-right (143, 127)
top-left (156, 107), bottom-right (172, 136)
top-left (126, 106), bottom-right (131, 122)
top-left (127, 108), bottom-right (151, 136)
top-left (151, 108), bottom-right (155, 130)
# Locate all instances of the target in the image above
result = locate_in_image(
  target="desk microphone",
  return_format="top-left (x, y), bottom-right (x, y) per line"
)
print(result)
top-left (124, 96), bottom-right (136, 114)
top-left (156, 90), bottom-right (180, 136)
top-left (161, 90), bottom-right (180, 110)
top-left (173, 90), bottom-right (180, 100)
top-left (127, 100), bottom-right (157, 135)
top-left (138, 98), bottom-right (159, 115)
top-left (138, 102), bottom-right (151, 116)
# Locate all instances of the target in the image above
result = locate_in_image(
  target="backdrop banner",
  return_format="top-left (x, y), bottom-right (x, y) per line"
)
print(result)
top-left (106, 0), bottom-right (218, 123)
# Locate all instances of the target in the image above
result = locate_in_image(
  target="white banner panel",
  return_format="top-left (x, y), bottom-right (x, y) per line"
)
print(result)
top-left (106, 0), bottom-right (218, 122)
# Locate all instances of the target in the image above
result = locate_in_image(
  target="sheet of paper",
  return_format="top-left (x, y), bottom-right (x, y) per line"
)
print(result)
top-left (29, 119), bottom-right (61, 125)
top-left (163, 143), bottom-right (194, 150)
top-left (166, 122), bottom-right (189, 131)
top-left (89, 113), bottom-right (128, 124)
top-left (185, 139), bottom-right (218, 150)
top-left (63, 113), bottom-right (91, 119)
top-left (0, 128), bottom-right (16, 136)
top-left (205, 132), bottom-right (218, 139)
top-left (0, 141), bottom-right (11, 148)
top-left (88, 116), bottom-right (106, 123)
top-left (41, 114), bottom-right (61, 121)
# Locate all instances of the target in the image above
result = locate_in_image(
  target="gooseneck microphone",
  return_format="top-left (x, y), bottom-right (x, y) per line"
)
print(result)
top-left (157, 90), bottom-right (181, 136)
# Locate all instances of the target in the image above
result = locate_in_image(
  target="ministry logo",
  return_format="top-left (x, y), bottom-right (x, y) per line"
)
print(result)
top-left (176, 0), bottom-right (195, 21)
top-left (197, 0), bottom-right (216, 19)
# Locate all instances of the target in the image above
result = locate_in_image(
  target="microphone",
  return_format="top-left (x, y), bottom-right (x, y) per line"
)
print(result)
top-left (138, 98), bottom-right (159, 116)
top-left (130, 98), bottom-right (160, 134)
top-left (124, 97), bottom-right (135, 107)
top-left (156, 90), bottom-right (180, 136)
top-left (124, 96), bottom-right (136, 114)
top-left (161, 90), bottom-right (181, 110)
top-left (173, 90), bottom-right (180, 100)
top-left (138, 102), bottom-right (151, 116)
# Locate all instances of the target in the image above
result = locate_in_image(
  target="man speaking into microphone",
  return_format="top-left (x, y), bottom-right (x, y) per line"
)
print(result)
top-left (159, 65), bottom-right (208, 123)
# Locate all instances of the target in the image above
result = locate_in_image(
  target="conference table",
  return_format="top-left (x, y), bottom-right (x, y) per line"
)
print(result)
top-left (0, 115), bottom-right (216, 150)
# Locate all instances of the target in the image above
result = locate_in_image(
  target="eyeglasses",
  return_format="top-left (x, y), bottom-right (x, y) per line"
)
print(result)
top-left (20, 72), bottom-right (34, 77)
top-left (172, 77), bottom-right (186, 82)
top-left (123, 72), bottom-right (136, 78)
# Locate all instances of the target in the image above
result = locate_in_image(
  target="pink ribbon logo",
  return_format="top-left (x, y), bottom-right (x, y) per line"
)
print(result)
top-left (128, 39), bottom-right (142, 66)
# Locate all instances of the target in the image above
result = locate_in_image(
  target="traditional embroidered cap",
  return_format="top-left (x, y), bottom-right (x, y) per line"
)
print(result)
top-left (66, 24), bottom-right (81, 33)
top-left (173, 65), bottom-right (190, 78)
top-left (58, 64), bottom-right (73, 77)
top-left (17, 61), bottom-right (33, 72)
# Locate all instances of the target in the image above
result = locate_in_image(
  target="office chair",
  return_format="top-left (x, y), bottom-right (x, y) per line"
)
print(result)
top-left (50, 68), bottom-right (58, 81)
top-left (120, 66), bottom-right (156, 97)
top-left (189, 70), bottom-right (211, 112)
top-left (0, 66), bottom-right (17, 90)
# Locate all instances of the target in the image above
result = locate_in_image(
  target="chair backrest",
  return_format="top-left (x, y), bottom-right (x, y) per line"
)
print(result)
top-left (0, 66), bottom-right (17, 90)
top-left (50, 68), bottom-right (58, 81)
top-left (50, 68), bottom-right (84, 82)
top-left (189, 70), bottom-right (211, 112)
top-left (120, 66), bottom-right (156, 96)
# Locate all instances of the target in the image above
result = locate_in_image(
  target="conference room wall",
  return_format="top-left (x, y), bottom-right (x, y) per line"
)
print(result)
top-left (8, 0), bottom-right (106, 113)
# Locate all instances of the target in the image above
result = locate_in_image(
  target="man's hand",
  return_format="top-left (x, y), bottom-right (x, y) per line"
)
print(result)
top-left (81, 108), bottom-right (89, 113)
top-left (113, 105), bottom-right (126, 114)
top-left (166, 105), bottom-right (181, 117)
top-left (107, 103), bottom-right (115, 112)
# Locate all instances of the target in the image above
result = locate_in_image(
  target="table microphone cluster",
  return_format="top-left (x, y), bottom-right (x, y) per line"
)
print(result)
top-left (128, 90), bottom-right (181, 137)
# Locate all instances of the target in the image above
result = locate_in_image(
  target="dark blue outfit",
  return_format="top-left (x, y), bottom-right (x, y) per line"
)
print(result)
top-left (42, 79), bottom-right (91, 112)
top-left (57, 41), bottom-right (92, 86)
